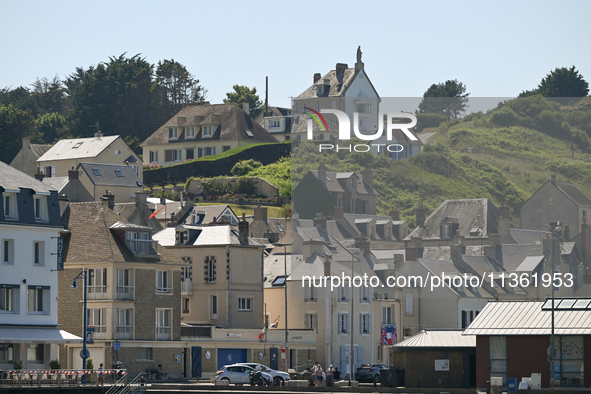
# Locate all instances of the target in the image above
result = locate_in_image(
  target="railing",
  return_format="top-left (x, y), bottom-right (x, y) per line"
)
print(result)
top-left (181, 280), bottom-right (192, 295)
top-left (106, 372), bottom-right (144, 394)
top-left (117, 286), bottom-right (134, 300)
top-left (0, 369), bottom-right (127, 388)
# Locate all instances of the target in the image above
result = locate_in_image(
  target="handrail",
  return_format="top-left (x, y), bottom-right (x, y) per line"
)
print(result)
top-left (105, 372), bottom-right (144, 394)
top-left (0, 369), bottom-right (127, 388)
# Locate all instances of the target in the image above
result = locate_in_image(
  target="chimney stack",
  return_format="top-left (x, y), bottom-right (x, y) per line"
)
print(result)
top-left (34, 169), bottom-right (45, 181)
top-left (334, 206), bottom-right (344, 220)
top-left (313, 212), bottom-right (327, 230)
top-left (405, 237), bottom-right (424, 262)
top-left (243, 99), bottom-right (250, 115)
top-left (564, 224), bottom-right (570, 242)
top-left (499, 203), bottom-right (510, 218)
top-left (94, 131), bottom-right (103, 138)
top-left (102, 190), bottom-right (115, 210)
top-left (302, 239), bottom-right (324, 260)
top-left (362, 167), bottom-right (373, 189)
top-left (354, 236), bottom-right (370, 254)
top-left (68, 170), bottom-right (79, 180)
top-left (582, 217), bottom-right (587, 260)
top-left (335, 63), bottom-right (348, 77)
top-left (389, 207), bottom-right (400, 221)
top-left (551, 174), bottom-right (557, 184)
top-left (318, 163), bottom-right (327, 184)
top-left (239, 213), bottom-right (249, 244)
top-left (324, 256), bottom-right (331, 277)
top-left (253, 205), bottom-right (268, 222)
top-left (313, 73), bottom-right (321, 84)
top-left (416, 203), bottom-right (426, 228)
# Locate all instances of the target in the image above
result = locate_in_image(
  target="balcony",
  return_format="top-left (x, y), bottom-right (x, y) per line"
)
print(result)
top-left (87, 286), bottom-right (107, 300)
top-left (116, 285), bottom-right (134, 300)
top-left (116, 326), bottom-right (133, 340)
top-left (94, 325), bottom-right (107, 340)
top-left (181, 280), bottom-right (192, 295)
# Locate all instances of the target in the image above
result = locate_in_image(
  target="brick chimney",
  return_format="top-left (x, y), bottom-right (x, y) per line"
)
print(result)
top-left (362, 167), bottom-right (373, 189)
top-left (318, 163), bottom-right (327, 184)
top-left (354, 236), bottom-right (370, 254)
top-left (303, 239), bottom-right (324, 260)
top-left (239, 213), bottom-right (249, 244)
top-left (335, 63), bottom-right (348, 77)
top-left (582, 217), bottom-right (587, 260)
top-left (102, 190), bottom-right (114, 209)
top-left (405, 237), bottom-right (423, 262)
top-left (313, 212), bottom-right (327, 230)
top-left (416, 203), bottom-right (426, 228)
top-left (389, 206), bottom-right (400, 220)
top-left (334, 206), bottom-right (345, 220)
top-left (313, 73), bottom-right (321, 84)
top-left (68, 169), bottom-right (79, 180)
top-left (243, 99), bottom-right (250, 115)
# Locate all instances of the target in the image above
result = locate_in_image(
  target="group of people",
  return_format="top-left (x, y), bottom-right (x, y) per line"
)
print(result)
top-left (310, 362), bottom-right (341, 387)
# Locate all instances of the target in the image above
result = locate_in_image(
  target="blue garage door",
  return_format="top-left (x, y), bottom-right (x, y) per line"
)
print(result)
top-left (217, 348), bottom-right (247, 370)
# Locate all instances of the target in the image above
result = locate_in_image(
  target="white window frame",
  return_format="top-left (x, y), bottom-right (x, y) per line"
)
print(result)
top-left (33, 241), bottom-right (45, 266)
top-left (117, 268), bottom-right (134, 300)
top-left (156, 308), bottom-right (172, 340)
top-left (27, 286), bottom-right (49, 314)
top-left (206, 257), bottom-right (216, 283)
top-left (2, 239), bottom-right (14, 265)
top-left (269, 120), bottom-right (280, 129)
top-left (203, 125), bottom-right (212, 138)
top-left (360, 285), bottom-right (369, 303)
top-left (149, 151), bottom-right (158, 163)
top-left (156, 270), bottom-right (172, 293)
top-left (126, 231), bottom-right (154, 254)
top-left (405, 293), bottom-right (414, 315)
top-left (338, 312), bottom-right (350, 334)
top-left (87, 308), bottom-right (106, 337)
top-left (360, 312), bottom-right (371, 335)
top-left (34, 195), bottom-right (48, 221)
top-left (186, 126), bottom-right (195, 138)
top-left (304, 313), bottom-right (318, 330)
top-left (3, 192), bottom-right (18, 220)
top-left (382, 306), bottom-right (392, 325)
top-left (173, 149), bottom-right (181, 162)
top-left (0, 286), bottom-right (18, 313)
top-left (87, 268), bottom-right (107, 298)
top-left (117, 308), bottom-right (133, 339)
top-left (169, 128), bottom-right (178, 139)
top-left (338, 285), bottom-right (350, 302)
top-left (238, 297), bottom-right (253, 311)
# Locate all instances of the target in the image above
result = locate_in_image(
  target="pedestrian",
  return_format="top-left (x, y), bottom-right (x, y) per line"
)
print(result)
top-left (310, 362), bottom-right (319, 386)
top-left (97, 363), bottom-right (104, 386)
top-left (157, 364), bottom-right (167, 380)
top-left (316, 365), bottom-right (324, 387)
top-left (333, 367), bottom-right (341, 381)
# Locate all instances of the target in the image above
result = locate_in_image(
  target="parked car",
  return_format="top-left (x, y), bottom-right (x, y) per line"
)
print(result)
top-left (356, 363), bottom-right (388, 383)
top-left (236, 363), bottom-right (291, 386)
top-left (214, 364), bottom-right (273, 385)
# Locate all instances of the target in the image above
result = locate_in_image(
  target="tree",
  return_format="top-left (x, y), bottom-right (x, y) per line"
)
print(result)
top-left (30, 76), bottom-right (67, 116)
top-left (223, 85), bottom-right (263, 119)
top-left (152, 59), bottom-right (206, 124)
top-left (537, 66), bottom-right (589, 97)
top-left (0, 104), bottom-right (37, 164)
top-left (417, 79), bottom-right (470, 120)
top-left (35, 112), bottom-right (68, 143)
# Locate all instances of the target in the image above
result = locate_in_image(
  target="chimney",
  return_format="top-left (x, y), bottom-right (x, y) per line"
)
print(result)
top-left (334, 206), bottom-right (344, 220)
top-left (499, 203), bottom-right (510, 218)
top-left (405, 237), bottom-right (423, 262)
top-left (102, 190), bottom-right (114, 210)
top-left (238, 213), bottom-right (249, 244)
top-left (393, 254), bottom-right (405, 271)
top-left (324, 256), bottom-right (331, 277)
top-left (551, 174), bottom-right (557, 184)
top-left (318, 163), bottom-right (327, 184)
top-left (362, 167), bottom-right (373, 189)
top-left (34, 170), bottom-right (45, 181)
top-left (582, 217), bottom-right (587, 260)
top-left (313, 212), bottom-right (327, 230)
top-left (94, 131), bottom-right (103, 138)
top-left (450, 235), bottom-right (464, 261)
top-left (354, 236), bottom-right (370, 254)
top-left (68, 170), bottom-right (79, 180)
top-left (253, 205), bottom-right (268, 222)
top-left (484, 234), bottom-right (499, 260)
top-left (389, 207), bottom-right (400, 221)
top-left (243, 99), bottom-right (250, 115)
top-left (22, 138), bottom-right (31, 150)
top-left (335, 63), bottom-right (348, 77)
top-left (323, 78), bottom-right (330, 86)
top-left (302, 239), bottom-right (324, 260)
top-left (564, 224), bottom-right (570, 242)
top-left (135, 191), bottom-right (148, 208)
top-left (313, 73), bottom-right (321, 84)
top-left (416, 203), bottom-right (426, 228)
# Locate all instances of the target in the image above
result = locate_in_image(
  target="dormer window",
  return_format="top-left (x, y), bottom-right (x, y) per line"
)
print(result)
top-left (126, 231), bottom-right (156, 254)
top-left (3, 192), bottom-right (18, 219)
top-left (186, 127), bottom-right (195, 138)
top-left (169, 128), bottom-right (178, 139)
top-left (34, 195), bottom-right (48, 221)
top-left (203, 126), bottom-right (212, 138)
top-left (442, 225), bottom-right (450, 238)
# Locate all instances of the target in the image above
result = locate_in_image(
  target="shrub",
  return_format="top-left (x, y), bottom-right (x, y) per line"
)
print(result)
top-left (490, 108), bottom-right (518, 127)
top-left (86, 358), bottom-right (94, 370)
top-left (49, 359), bottom-right (61, 369)
top-left (415, 113), bottom-right (447, 132)
top-left (231, 159), bottom-right (263, 176)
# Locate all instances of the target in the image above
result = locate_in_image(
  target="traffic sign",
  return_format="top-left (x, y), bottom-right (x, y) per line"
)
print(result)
top-left (79, 349), bottom-right (90, 359)
top-left (114, 342), bottom-right (121, 350)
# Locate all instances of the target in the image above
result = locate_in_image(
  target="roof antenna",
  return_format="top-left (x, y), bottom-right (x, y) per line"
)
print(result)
top-left (90, 122), bottom-right (102, 139)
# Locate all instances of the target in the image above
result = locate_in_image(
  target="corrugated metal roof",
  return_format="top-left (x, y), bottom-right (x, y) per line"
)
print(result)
top-left (464, 300), bottom-right (591, 335)
top-left (392, 330), bottom-right (475, 348)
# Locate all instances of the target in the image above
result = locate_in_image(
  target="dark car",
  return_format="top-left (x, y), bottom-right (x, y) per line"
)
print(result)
top-left (356, 363), bottom-right (388, 383)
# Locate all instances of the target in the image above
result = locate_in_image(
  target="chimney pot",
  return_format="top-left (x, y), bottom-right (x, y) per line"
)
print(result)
top-left (313, 73), bottom-right (321, 83)
top-left (243, 100), bottom-right (250, 115)
top-left (68, 170), bottom-right (79, 180)
top-left (551, 174), bottom-right (557, 184)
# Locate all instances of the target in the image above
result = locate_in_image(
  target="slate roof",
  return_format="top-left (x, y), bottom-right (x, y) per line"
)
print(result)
top-left (78, 163), bottom-right (142, 187)
top-left (30, 144), bottom-right (51, 158)
top-left (0, 160), bottom-right (55, 193)
top-left (141, 103), bottom-right (278, 146)
top-left (392, 330), bottom-right (475, 348)
top-left (555, 181), bottom-right (591, 207)
top-left (464, 300), bottom-right (591, 335)
top-left (263, 106), bottom-right (291, 117)
top-left (509, 229), bottom-right (545, 245)
top-left (37, 135), bottom-right (120, 161)
top-left (496, 243), bottom-right (543, 272)
top-left (63, 202), bottom-right (183, 265)
top-left (153, 224), bottom-right (264, 247)
top-left (418, 258), bottom-right (495, 298)
top-left (41, 177), bottom-right (69, 192)
top-left (309, 171), bottom-right (377, 196)
top-left (407, 199), bottom-right (499, 240)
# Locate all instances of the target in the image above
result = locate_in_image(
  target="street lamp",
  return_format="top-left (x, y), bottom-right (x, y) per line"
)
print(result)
top-left (349, 247), bottom-right (363, 386)
top-left (273, 242), bottom-right (291, 372)
top-left (72, 270), bottom-right (88, 383)
top-left (546, 222), bottom-right (562, 390)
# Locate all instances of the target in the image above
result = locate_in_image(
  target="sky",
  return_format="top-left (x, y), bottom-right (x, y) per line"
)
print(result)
top-left (1, 0), bottom-right (590, 109)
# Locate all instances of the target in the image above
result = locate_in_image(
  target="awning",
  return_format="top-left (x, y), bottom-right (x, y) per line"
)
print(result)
top-left (0, 327), bottom-right (82, 344)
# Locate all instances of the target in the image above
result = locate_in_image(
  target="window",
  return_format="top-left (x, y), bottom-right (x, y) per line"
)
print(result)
top-left (203, 125), bottom-right (212, 137)
top-left (88, 268), bottom-right (107, 299)
top-left (126, 231), bottom-right (154, 254)
top-left (238, 298), bottom-right (252, 311)
top-left (169, 128), bottom-right (178, 139)
top-left (136, 348), bottom-right (152, 361)
top-left (114, 170), bottom-right (123, 178)
top-left (183, 298), bottom-right (189, 314)
top-left (205, 256), bottom-right (216, 283)
top-left (269, 120), bottom-right (280, 129)
top-left (3, 192), bottom-right (17, 219)
top-left (117, 268), bottom-right (134, 300)
top-left (461, 310), bottom-right (474, 329)
top-left (377, 343), bottom-right (382, 361)
top-left (73, 142), bottom-right (83, 148)
top-left (33, 241), bottom-right (44, 266)
top-left (442, 225), bottom-right (450, 238)
top-left (157, 270), bottom-right (172, 293)
top-left (338, 313), bottom-right (350, 334)
top-left (87, 308), bottom-right (106, 337)
top-left (204, 147), bottom-right (216, 156)
top-left (27, 344), bottom-right (44, 364)
top-left (186, 148), bottom-right (194, 160)
top-left (304, 283), bottom-right (317, 302)
top-left (156, 308), bottom-right (172, 340)
top-left (360, 313), bottom-right (371, 334)
top-left (165, 150), bottom-right (173, 162)
top-left (211, 295), bottom-right (217, 320)
top-left (3, 239), bottom-right (14, 264)
top-left (173, 149), bottom-right (181, 161)
top-left (0, 344), bottom-right (14, 362)
top-left (382, 306), bottom-right (392, 324)
top-left (186, 127), bottom-right (195, 138)
top-left (0, 285), bottom-right (18, 313)
top-left (338, 285), bottom-right (350, 302)
top-left (551, 335), bottom-right (584, 386)
top-left (92, 168), bottom-right (101, 176)
top-left (489, 336), bottom-right (507, 385)
top-left (305, 313), bottom-right (318, 330)
top-left (337, 197), bottom-right (342, 207)
top-left (28, 286), bottom-right (49, 314)
top-left (405, 293), bottom-right (414, 315)
top-left (116, 308), bottom-right (133, 339)
top-left (223, 146), bottom-right (231, 152)
top-left (360, 285), bottom-right (369, 303)
top-left (34, 196), bottom-right (47, 221)
top-left (361, 200), bottom-right (368, 215)
top-left (355, 103), bottom-right (371, 113)
top-left (149, 151), bottom-right (158, 163)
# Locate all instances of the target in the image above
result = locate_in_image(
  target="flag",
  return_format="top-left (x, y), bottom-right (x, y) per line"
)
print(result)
top-left (270, 321), bottom-right (279, 328)
top-left (257, 327), bottom-right (267, 340)
top-left (381, 326), bottom-right (387, 345)
top-left (386, 325), bottom-right (394, 345)
top-left (392, 325), bottom-right (397, 345)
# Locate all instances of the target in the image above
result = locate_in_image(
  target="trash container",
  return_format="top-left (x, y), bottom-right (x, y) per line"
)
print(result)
top-left (380, 369), bottom-right (399, 388)
top-left (507, 378), bottom-right (518, 394)
top-left (326, 375), bottom-right (334, 387)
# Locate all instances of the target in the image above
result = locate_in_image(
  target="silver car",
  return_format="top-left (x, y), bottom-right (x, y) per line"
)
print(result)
top-left (236, 363), bottom-right (290, 385)
top-left (214, 364), bottom-right (272, 385)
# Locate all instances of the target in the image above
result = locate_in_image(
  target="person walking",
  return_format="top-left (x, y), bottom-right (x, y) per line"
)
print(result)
top-left (97, 363), bottom-right (104, 386)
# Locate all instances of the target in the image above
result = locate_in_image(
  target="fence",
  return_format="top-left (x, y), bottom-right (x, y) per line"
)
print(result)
top-left (0, 368), bottom-right (127, 388)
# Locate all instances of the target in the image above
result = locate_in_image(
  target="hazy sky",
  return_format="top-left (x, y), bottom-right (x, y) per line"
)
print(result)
top-left (2, 0), bottom-right (589, 108)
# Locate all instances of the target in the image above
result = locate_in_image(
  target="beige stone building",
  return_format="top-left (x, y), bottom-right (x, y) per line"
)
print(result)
top-left (10, 138), bottom-right (51, 176)
top-left (37, 133), bottom-right (142, 181)
top-left (76, 162), bottom-right (143, 203)
top-left (57, 202), bottom-right (186, 376)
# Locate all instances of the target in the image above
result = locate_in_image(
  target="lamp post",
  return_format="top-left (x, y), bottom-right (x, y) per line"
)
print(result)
top-left (72, 270), bottom-right (88, 383)
top-left (273, 242), bottom-right (291, 371)
top-left (546, 222), bottom-right (562, 390)
top-left (349, 248), bottom-right (362, 386)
